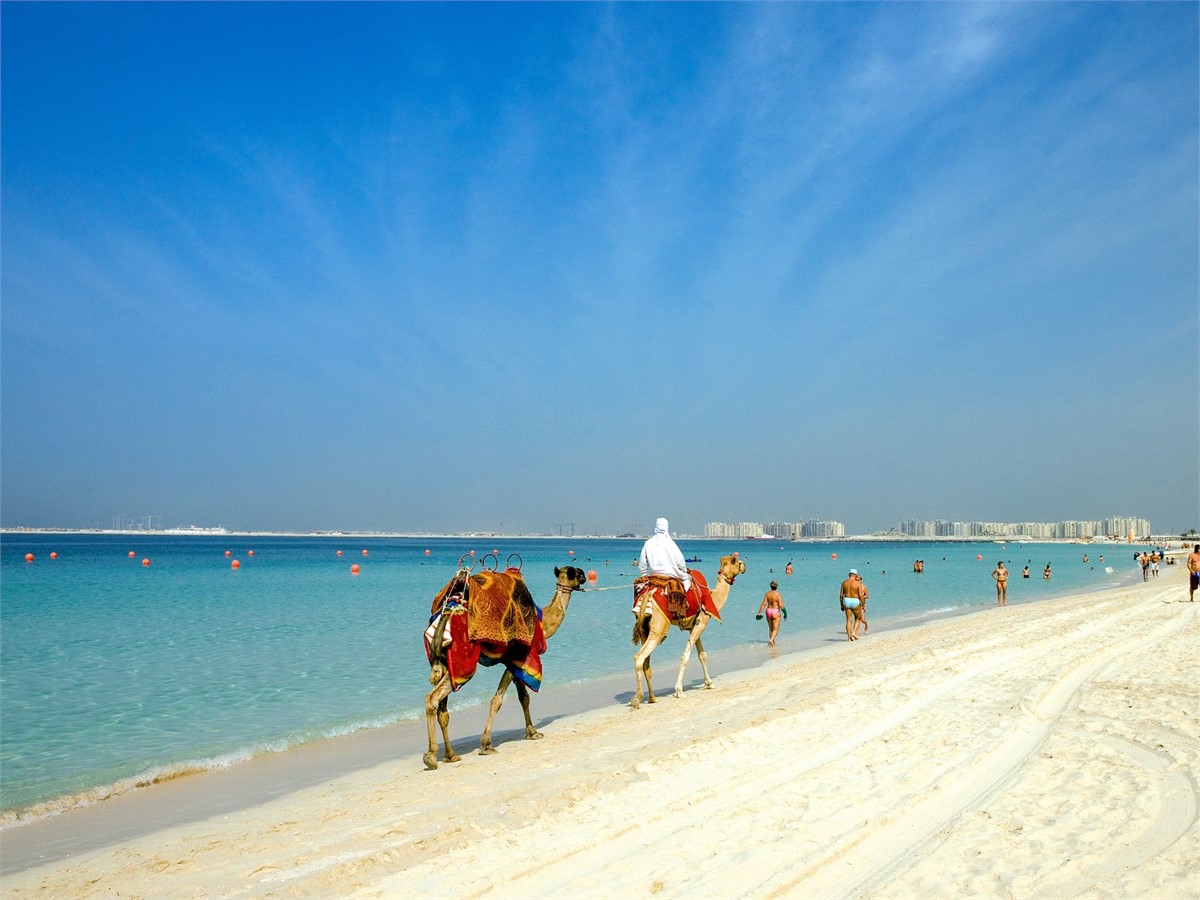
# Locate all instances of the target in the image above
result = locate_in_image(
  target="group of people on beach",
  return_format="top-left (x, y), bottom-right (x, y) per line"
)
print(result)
top-left (639, 522), bottom-right (1200, 649)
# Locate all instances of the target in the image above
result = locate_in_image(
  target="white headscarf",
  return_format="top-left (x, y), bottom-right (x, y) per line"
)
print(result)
top-left (640, 516), bottom-right (690, 588)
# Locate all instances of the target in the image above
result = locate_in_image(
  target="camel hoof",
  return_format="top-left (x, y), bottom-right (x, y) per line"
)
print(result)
top-left (703, 682), bottom-right (713, 690)
top-left (527, 730), bottom-right (544, 741)
top-left (631, 697), bottom-right (641, 710)
top-left (444, 751), bottom-right (461, 763)
top-left (647, 695), bottom-right (657, 704)
top-left (479, 746), bottom-right (497, 756)
top-left (674, 690), bottom-right (684, 699)
top-left (423, 752), bottom-right (438, 770)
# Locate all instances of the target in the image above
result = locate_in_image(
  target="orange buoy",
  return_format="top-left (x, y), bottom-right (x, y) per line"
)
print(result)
top-left (231, 559), bottom-right (240, 569)
top-left (977, 554), bottom-right (983, 560)
top-left (24, 552), bottom-right (34, 562)
top-left (493, 549), bottom-right (499, 555)
top-left (337, 550), bottom-right (343, 557)
top-left (469, 550), bottom-right (475, 557)
top-left (362, 549), bottom-right (369, 557)
top-left (424, 549), bottom-right (431, 556)
top-left (142, 558), bottom-right (150, 567)
top-left (129, 551), bottom-right (136, 558)
top-left (831, 553), bottom-right (837, 560)
top-left (225, 550), bottom-right (231, 557)
top-left (733, 551), bottom-right (740, 557)
top-left (568, 550), bottom-right (575, 556)
top-left (50, 551), bottom-right (58, 559)
top-left (248, 550), bottom-right (254, 557)
top-left (351, 563), bottom-right (361, 574)
top-left (587, 569), bottom-right (598, 581)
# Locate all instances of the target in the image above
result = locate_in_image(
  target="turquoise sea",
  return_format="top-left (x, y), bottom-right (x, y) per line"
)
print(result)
top-left (0, 532), bottom-right (1153, 818)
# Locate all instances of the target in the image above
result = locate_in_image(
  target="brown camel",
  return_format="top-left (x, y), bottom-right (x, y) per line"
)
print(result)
top-left (424, 565), bottom-right (587, 770)
top-left (630, 553), bottom-right (746, 709)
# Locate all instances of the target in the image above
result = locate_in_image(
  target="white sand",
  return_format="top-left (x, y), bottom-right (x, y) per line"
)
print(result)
top-left (4, 567), bottom-right (1197, 898)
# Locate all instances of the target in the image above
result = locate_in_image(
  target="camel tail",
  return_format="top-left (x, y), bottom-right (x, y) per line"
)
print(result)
top-left (427, 609), bottom-right (451, 684)
top-left (632, 616), bottom-right (649, 646)
top-left (429, 659), bottom-right (447, 685)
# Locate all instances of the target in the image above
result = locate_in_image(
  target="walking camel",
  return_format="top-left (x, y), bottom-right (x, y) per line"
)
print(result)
top-left (631, 553), bottom-right (746, 709)
top-left (424, 564), bottom-right (587, 770)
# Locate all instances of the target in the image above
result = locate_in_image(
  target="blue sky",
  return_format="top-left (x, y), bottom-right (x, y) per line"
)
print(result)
top-left (2, 3), bottom-right (1197, 536)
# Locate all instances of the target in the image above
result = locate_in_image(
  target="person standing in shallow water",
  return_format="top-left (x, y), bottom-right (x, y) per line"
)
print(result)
top-left (991, 561), bottom-right (1009, 606)
top-left (756, 581), bottom-right (787, 646)
top-left (839, 569), bottom-right (867, 641)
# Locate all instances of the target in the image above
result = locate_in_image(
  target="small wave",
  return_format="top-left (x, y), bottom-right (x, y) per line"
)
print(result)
top-left (0, 709), bottom-right (428, 830)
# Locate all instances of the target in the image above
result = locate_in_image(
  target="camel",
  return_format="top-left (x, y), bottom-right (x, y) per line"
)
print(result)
top-left (631, 553), bottom-right (746, 709)
top-left (424, 565), bottom-right (587, 770)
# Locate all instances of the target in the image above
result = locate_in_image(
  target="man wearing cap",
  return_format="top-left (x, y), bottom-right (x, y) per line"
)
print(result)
top-left (839, 568), bottom-right (868, 641)
top-left (637, 518), bottom-right (691, 618)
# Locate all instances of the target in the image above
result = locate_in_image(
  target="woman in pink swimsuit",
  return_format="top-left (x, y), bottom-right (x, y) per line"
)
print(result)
top-left (756, 581), bottom-right (787, 646)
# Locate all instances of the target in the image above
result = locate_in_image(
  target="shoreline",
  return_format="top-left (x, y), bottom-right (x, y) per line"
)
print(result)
top-left (3, 564), bottom-right (1192, 887)
top-left (0, 556), bottom-right (1146, 842)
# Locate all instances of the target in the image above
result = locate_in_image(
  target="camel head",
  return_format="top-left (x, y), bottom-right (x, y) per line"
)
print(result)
top-left (718, 554), bottom-right (747, 584)
top-left (554, 565), bottom-right (588, 593)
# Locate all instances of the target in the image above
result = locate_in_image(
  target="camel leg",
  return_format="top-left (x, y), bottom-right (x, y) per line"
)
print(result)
top-left (480, 669), bottom-right (515, 755)
top-left (675, 615), bottom-right (711, 698)
top-left (633, 614), bottom-right (668, 709)
top-left (437, 695), bottom-right (461, 764)
top-left (515, 680), bottom-right (542, 740)
top-left (423, 674), bottom-right (453, 770)
top-left (695, 636), bottom-right (713, 690)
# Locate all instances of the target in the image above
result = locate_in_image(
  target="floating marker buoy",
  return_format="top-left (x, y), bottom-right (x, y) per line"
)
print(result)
top-left (977, 555), bottom-right (983, 560)
top-left (493, 549), bottom-right (499, 555)
top-left (733, 551), bottom-right (740, 558)
top-left (129, 551), bottom-right (136, 558)
top-left (568, 550), bottom-right (575, 556)
top-left (225, 550), bottom-right (231, 557)
top-left (248, 550), bottom-right (254, 557)
top-left (424, 549), bottom-right (431, 556)
top-left (142, 558), bottom-right (150, 567)
top-left (831, 553), bottom-right (837, 560)
top-left (50, 551), bottom-right (58, 559)
top-left (587, 570), bottom-right (598, 581)
top-left (24, 553), bottom-right (34, 562)
top-left (351, 564), bottom-right (361, 574)
top-left (231, 559), bottom-right (240, 569)
top-left (362, 549), bottom-right (369, 557)
top-left (469, 550), bottom-right (475, 557)
top-left (337, 550), bottom-right (343, 557)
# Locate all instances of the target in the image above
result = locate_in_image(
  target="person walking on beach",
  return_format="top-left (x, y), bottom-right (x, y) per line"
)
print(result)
top-left (991, 561), bottom-right (1009, 606)
top-left (1139, 551), bottom-right (1151, 582)
top-left (839, 569), bottom-right (867, 641)
top-left (756, 581), bottom-right (787, 646)
top-left (1187, 545), bottom-right (1200, 601)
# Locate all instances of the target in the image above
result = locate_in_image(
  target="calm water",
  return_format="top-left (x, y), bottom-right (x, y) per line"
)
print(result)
top-left (0, 533), bottom-right (1149, 816)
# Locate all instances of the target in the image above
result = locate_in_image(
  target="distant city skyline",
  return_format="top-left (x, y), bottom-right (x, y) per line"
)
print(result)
top-left (2, 5), bottom-right (1197, 537)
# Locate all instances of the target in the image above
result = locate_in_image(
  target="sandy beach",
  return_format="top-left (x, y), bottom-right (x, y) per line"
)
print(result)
top-left (2, 564), bottom-right (1196, 898)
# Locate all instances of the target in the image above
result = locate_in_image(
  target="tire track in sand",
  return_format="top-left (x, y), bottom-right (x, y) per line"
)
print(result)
top-left (768, 599), bottom-right (1195, 899)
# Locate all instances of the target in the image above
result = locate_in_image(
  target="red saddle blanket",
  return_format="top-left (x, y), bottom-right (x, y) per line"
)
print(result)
top-left (632, 570), bottom-right (720, 622)
top-left (426, 568), bottom-right (547, 692)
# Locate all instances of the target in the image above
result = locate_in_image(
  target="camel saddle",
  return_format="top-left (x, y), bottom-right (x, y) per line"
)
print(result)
top-left (426, 568), bottom-right (548, 692)
top-left (430, 568), bottom-right (540, 647)
top-left (633, 570), bottom-right (720, 623)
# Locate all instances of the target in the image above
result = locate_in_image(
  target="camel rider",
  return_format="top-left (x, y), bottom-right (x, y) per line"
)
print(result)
top-left (639, 518), bottom-right (691, 589)
top-left (637, 518), bottom-right (691, 618)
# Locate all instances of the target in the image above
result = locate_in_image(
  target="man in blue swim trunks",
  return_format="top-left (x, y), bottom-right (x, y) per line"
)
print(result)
top-left (839, 568), bottom-right (868, 641)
